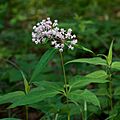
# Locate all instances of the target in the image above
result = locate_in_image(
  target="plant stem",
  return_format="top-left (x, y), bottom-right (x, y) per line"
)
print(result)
top-left (68, 112), bottom-right (70, 120)
top-left (59, 52), bottom-right (70, 120)
top-left (108, 66), bottom-right (113, 111)
top-left (59, 52), bottom-right (68, 94)
top-left (55, 113), bottom-right (58, 120)
top-left (8, 109), bottom-right (11, 118)
top-left (84, 101), bottom-right (87, 120)
top-left (25, 106), bottom-right (28, 120)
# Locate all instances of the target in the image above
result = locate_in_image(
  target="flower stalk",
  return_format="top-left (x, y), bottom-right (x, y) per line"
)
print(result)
top-left (59, 52), bottom-right (70, 120)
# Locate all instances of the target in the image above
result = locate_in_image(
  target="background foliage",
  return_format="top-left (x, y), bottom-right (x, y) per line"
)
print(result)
top-left (0, 0), bottom-right (120, 119)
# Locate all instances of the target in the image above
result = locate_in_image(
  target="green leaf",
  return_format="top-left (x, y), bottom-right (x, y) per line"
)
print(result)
top-left (68, 89), bottom-right (100, 107)
top-left (60, 103), bottom-right (81, 115)
top-left (107, 41), bottom-right (113, 65)
top-left (9, 89), bottom-right (59, 108)
top-left (86, 70), bottom-right (108, 79)
top-left (33, 81), bottom-right (63, 91)
top-left (65, 57), bottom-right (107, 66)
top-left (111, 62), bottom-right (120, 71)
top-left (114, 87), bottom-right (120, 96)
top-left (24, 78), bottom-right (30, 94)
top-left (30, 48), bottom-right (56, 82)
top-left (75, 44), bottom-right (94, 54)
top-left (69, 75), bottom-right (109, 89)
top-left (20, 70), bottom-right (30, 94)
top-left (0, 91), bottom-right (25, 105)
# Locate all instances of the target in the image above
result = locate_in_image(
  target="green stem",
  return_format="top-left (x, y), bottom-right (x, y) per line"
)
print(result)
top-left (59, 52), bottom-right (70, 120)
top-left (84, 101), bottom-right (87, 120)
top-left (25, 106), bottom-right (28, 120)
top-left (108, 66), bottom-right (113, 111)
top-left (68, 112), bottom-right (70, 120)
top-left (55, 113), bottom-right (58, 120)
top-left (59, 52), bottom-right (68, 94)
top-left (8, 109), bottom-right (11, 118)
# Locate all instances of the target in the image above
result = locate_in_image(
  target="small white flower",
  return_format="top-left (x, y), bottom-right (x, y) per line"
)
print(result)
top-left (47, 17), bottom-right (50, 20)
top-left (59, 48), bottom-right (63, 52)
top-left (68, 28), bottom-right (72, 33)
top-left (37, 23), bottom-right (40, 26)
top-left (54, 27), bottom-right (59, 31)
top-left (55, 44), bottom-right (60, 49)
top-left (54, 20), bottom-right (58, 23)
top-left (61, 44), bottom-right (64, 48)
top-left (61, 28), bottom-right (66, 34)
top-left (71, 39), bottom-right (78, 45)
top-left (32, 32), bottom-right (36, 38)
top-left (32, 38), bottom-right (35, 42)
top-left (71, 34), bottom-right (76, 39)
top-left (33, 26), bottom-right (36, 29)
top-left (65, 32), bottom-right (71, 39)
top-left (68, 45), bottom-right (74, 50)
top-left (35, 41), bottom-right (38, 44)
top-left (51, 40), bottom-right (57, 45)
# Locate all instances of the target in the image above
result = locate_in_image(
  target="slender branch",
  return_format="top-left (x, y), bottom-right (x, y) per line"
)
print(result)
top-left (108, 66), bottom-right (113, 111)
top-left (84, 101), bottom-right (87, 120)
top-left (25, 106), bottom-right (28, 120)
top-left (59, 52), bottom-right (70, 120)
top-left (59, 52), bottom-right (68, 94)
top-left (55, 113), bottom-right (58, 120)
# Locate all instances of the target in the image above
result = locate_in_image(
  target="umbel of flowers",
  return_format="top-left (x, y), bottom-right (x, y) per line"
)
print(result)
top-left (32, 17), bottom-right (78, 52)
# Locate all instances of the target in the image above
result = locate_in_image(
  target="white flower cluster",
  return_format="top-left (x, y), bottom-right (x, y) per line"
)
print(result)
top-left (32, 17), bottom-right (78, 52)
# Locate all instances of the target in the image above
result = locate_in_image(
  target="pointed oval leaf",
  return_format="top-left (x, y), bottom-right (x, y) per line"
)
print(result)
top-left (111, 62), bottom-right (120, 71)
top-left (86, 70), bottom-right (108, 79)
top-left (69, 75), bottom-right (109, 89)
top-left (9, 89), bottom-right (59, 108)
top-left (114, 87), bottom-right (120, 96)
top-left (30, 48), bottom-right (56, 82)
top-left (68, 89), bottom-right (100, 107)
top-left (33, 81), bottom-right (64, 91)
top-left (107, 41), bottom-right (113, 65)
top-left (66, 57), bottom-right (107, 66)
top-left (0, 91), bottom-right (25, 105)
top-left (75, 44), bottom-right (94, 54)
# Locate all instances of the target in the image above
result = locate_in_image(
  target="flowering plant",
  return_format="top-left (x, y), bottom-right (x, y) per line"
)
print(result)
top-left (1, 18), bottom-right (120, 120)
top-left (32, 18), bottom-right (77, 52)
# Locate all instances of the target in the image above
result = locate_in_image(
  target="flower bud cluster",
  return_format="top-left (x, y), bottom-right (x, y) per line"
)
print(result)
top-left (32, 18), bottom-right (77, 52)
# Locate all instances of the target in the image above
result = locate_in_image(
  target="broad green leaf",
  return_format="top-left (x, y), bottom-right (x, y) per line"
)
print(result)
top-left (114, 87), bottom-right (120, 96)
top-left (107, 41), bottom-right (113, 65)
top-left (30, 48), bottom-right (56, 82)
top-left (95, 88), bottom-right (109, 96)
top-left (86, 70), bottom-right (108, 79)
top-left (65, 57), bottom-right (107, 66)
top-left (9, 89), bottom-right (59, 108)
top-left (111, 62), bottom-right (120, 71)
top-left (0, 91), bottom-right (25, 105)
top-left (0, 118), bottom-right (20, 120)
top-left (33, 81), bottom-right (64, 91)
top-left (75, 44), bottom-right (94, 54)
top-left (68, 89), bottom-right (100, 107)
top-left (69, 75), bottom-right (109, 89)
top-left (60, 103), bottom-right (81, 115)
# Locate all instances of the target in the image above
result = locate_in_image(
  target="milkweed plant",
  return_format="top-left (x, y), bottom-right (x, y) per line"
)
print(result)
top-left (0, 17), bottom-right (120, 120)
